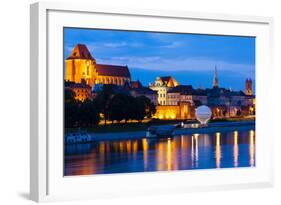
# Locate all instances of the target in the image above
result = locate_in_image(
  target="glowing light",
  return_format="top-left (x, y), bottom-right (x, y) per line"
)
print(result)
top-left (156, 142), bottom-right (165, 171)
top-left (167, 138), bottom-right (172, 171)
top-left (191, 135), bottom-right (194, 168)
top-left (191, 134), bottom-right (199, 168)
top-left (126, 140), bottom-right (131, 154)
top-left (180, 135), bottom-right (188, 167)
top-left (215, 132), bottom-right (221, 168)
top-left (249, 130), bottom-right (255, 167)
top-left (132, 140), bottom-right (138, 160)
top-left (216, 132), bottom-right (221, 146)
top-left (142, 138), bottom-right (149, 169)
top-left (233, 131), bottom-right (239, 167)
top-left (194, 134), bottom-right (199, 164)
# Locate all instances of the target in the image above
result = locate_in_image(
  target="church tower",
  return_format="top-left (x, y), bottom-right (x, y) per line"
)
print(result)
top-left (65, 44), bottom-right (96, 87)
top-left (245, 78), bottom-right (253, 95)
top-left (213, 66), bottom-right (219, 88)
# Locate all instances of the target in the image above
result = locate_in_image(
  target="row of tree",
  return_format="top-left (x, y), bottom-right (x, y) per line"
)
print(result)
top-left (64, 85), bottom-right (156, 128)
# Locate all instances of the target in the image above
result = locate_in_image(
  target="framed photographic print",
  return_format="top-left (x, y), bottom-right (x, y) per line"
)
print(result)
top-left (30, 2), bottom-right (274, 202)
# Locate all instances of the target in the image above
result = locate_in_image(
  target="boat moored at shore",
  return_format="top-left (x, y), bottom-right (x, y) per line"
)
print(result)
top-left (146, 125), bottom-right (177, 138)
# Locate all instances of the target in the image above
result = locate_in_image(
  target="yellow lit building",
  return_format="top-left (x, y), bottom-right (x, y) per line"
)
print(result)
top-left (154, 102), bottom-right (193, 120)
top-left (65, 44), bottom-right (131, 87)
top-left (149, 76), bottom-right (179, 105)
top-left (65, 82), bottom-right (92, 102)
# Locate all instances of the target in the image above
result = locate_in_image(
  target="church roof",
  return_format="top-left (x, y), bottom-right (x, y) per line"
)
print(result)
top-left (66, 44), bottom-right (95, 60)
top-left (160, 76), bottom-right (173, 83)
top-left (159, 76), bottom-right (179, 87)
top-left (95, 64), bottom-right (131, 78)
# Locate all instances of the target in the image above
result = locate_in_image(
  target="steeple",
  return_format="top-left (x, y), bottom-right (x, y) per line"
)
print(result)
top-left (245, 78), bottom-right (253, 95)
top-left (213, 66), bottom-right (219, 88)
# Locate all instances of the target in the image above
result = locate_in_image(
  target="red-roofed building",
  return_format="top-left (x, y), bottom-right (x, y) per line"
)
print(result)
top-left (65, 44), bottom-right (131, 87)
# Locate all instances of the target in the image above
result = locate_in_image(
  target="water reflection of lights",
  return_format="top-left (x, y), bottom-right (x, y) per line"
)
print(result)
top-left (167, 138), bottom-right (172, 171)
top-left (65, 129), bottom-right (256, 176)
top-left (249, 130), bottom-right (255, 167)
top-left (133, 140), bottom-right (138, 160)
top-left (99, 142), bottom-right (105, 164)
top-left (156, 141), bottom-right (165, 171)
top-left (142, 138), bottom-right (149, 169)
top-left (126, 140), bottom-right (131, 154)
top-left (215, 132), bottom-right (221, 168)
top-left (233, 131), bottom-right (239, 167)
top-left (191, 134), bottom-right (199, 168)
top-left (194, 134), bottom-right (199, 164)
top-left (180, 135), bottom-right (188, 167)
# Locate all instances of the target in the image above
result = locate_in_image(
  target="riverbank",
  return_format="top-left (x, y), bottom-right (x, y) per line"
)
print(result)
top-left (66, 120), bottom-right (255, 142)
top-left (65, 117), bottom-right (255, 134)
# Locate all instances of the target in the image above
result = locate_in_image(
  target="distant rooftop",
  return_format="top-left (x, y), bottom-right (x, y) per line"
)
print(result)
top-left (96, 64), bottom-right (130, 78)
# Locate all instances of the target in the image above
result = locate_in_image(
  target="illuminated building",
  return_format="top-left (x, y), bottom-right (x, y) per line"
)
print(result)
top-left (65, 44), bottom-right (255, 120)
top-left (167, 85), bottom-right (208, 106)
top-left (65, 44), bottom-right (131, 87)
top-left (154, 102), bottom-right (191, 120)
top-left (65, 81), bottom-right (92, 102)
top-left (149, 76), bottom-right (179, 105)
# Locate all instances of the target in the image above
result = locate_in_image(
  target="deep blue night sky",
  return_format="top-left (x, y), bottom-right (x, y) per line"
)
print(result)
top-left (64, 27), bottom-right (255, 92)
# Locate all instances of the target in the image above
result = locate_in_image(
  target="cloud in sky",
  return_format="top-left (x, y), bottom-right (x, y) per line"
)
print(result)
top-left (96, 55), bottom-right (254, 74)
top-left (63, 27), bottom-right (255, 91)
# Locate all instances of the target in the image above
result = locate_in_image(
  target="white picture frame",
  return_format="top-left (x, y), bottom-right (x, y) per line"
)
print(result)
top-left (30, 2), bottom-right (274, 202)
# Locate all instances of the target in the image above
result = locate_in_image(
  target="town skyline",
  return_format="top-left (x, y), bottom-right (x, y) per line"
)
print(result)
top-left (64, 27), bottom-right (255, 91)
top-left (64, 29), bottom-right (256, 176)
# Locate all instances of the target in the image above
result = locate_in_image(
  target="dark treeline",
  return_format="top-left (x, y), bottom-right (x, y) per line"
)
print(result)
top-left (65, 84), bottom-right (156, 128)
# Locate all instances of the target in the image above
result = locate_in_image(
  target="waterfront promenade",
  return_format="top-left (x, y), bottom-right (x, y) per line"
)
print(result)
top-left (67, 120), bottom-right (255, 142)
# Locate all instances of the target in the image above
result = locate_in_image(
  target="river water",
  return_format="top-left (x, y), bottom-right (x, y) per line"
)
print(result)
top-left (64, 128), bottom-right (255, 176)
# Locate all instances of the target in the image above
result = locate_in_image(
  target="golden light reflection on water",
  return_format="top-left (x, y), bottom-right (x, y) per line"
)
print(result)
top-left (194, 134), bottom-right (199, 168)
top-left (180, 135), bottom-right (189, 168)
top-left (142, 138), bottom-right (148, 169)
top-left (233, 131), bottom-right (239, 167)
top-left (133, 140), bottom-right (138, 160)
top-left (65, 129), bottom-right (256, 176)
top-left (191, 135), bottom-right (194, 168)
top-left (215, 132), bottom-right (221, 168)
top-left (156, 141), bottom-right (165, 171)
top-left (126, 140), bottom-right (131, 154)
top-left (249, 130), bottom-right (255, 167)
top-left (167, 138), bottom-right (172, 171)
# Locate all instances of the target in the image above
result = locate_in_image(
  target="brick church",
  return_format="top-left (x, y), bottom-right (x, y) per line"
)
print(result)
top-left (65, 44), bottom-right (131, 87)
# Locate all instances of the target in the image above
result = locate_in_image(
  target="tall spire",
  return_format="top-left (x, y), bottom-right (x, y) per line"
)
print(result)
top-left (213, 65), bottom-right (219, 88)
